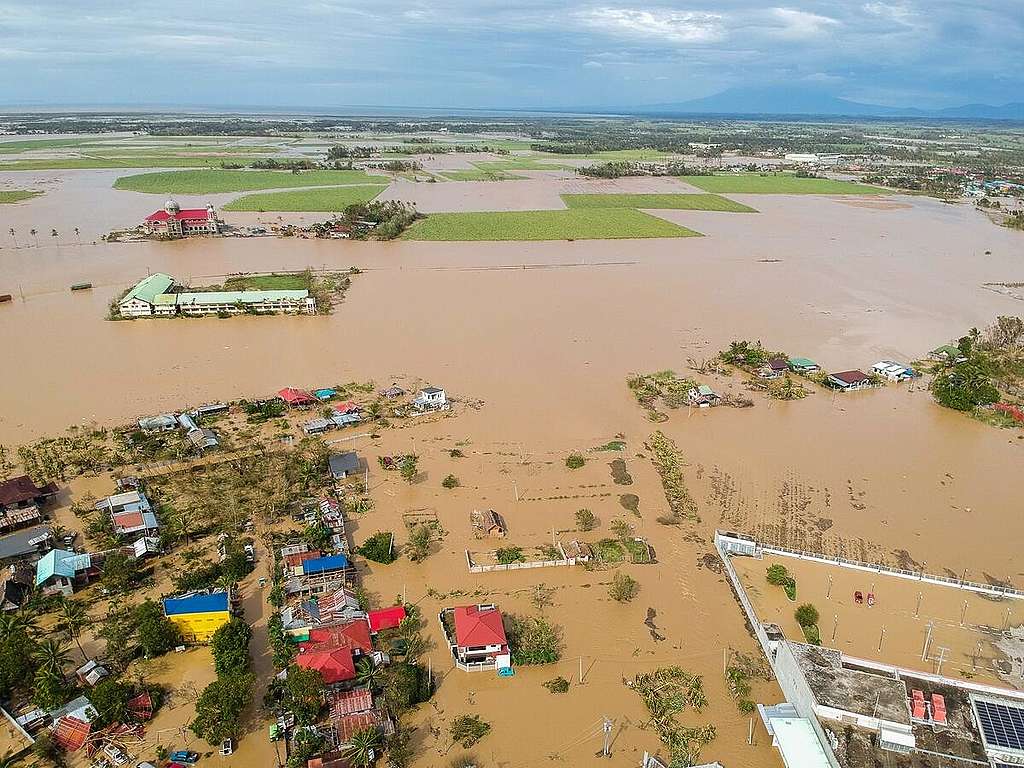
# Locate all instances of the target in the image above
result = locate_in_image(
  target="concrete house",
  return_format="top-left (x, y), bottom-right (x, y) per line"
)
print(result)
top-left (117, 273), bottom-right (176, 318)
top-left (444, 604), bottom-right (510, 671)
top-left (162, 591), bottom-right (231, 643)
top-left (413, 386), bottom-right (448, 412)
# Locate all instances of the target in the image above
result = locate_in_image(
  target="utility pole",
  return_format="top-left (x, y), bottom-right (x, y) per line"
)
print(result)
top-left (935, 646), bottom-right (949, 676)
top-left (579, 656), bottom-right (584, 684)
top-left (921, 621), bottom-right (934, 660)
top-left (748, 717), bottom-right (754, 745)
top-left (915, 592), bottom-right (922, 618)
top-left (826, 574), bottom-right (832, 600)
top-left (961, 599), bottom-right (969, 627)
top-left (427, 658), bottom-right (432, 690)
top-left (513, 480), bottom-right (519, 502)
top-left (878, 626), bottom-right (886, 652)
top-left (832, 614), bottom-right (838, 643)
top-left (602, 717), bottom-right (613, 757)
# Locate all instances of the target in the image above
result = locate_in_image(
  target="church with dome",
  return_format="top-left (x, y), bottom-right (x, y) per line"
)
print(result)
top-left (144, 199), bottom-right (220, 237)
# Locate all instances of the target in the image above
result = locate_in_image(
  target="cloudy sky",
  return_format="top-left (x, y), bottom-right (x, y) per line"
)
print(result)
top-left (0, 0), bottom-right (1020, 109)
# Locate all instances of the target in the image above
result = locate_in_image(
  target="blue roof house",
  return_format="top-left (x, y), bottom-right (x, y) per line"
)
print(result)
top-left (36, 549), bottom-right (95, 596)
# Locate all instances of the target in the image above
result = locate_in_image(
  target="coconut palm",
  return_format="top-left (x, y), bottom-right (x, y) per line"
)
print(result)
top-left (7, 228), bottom-right (15, 247)
top-left (74, 227), bottom-right (81, 245)
top-left (56, 598), bottom-right (88, 659)
top-left (342, 727), bottom-right (380, 767)
top-left (29, 228), bottom-right (38, 247)
top-left (355, 657), bottom-right (382, 689)
top-left (33, 639), bottom-right (70, 682)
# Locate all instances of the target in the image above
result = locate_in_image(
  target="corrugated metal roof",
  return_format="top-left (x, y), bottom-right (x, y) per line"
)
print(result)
top-left (162, 591), bottom-right (229, 615)
top-left (302, 554), bottom-right (350, 574)
top-left (175, 290), bottom-right (309, 304)
top-left (120, 273), bottom-right (175, 306)
top-left (36, 549), bottom-right (92, 585)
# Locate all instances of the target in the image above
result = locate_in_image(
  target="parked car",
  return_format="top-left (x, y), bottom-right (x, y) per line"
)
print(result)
top-left (169, 752), bottom-right (198, 764)
top-left (220, 738), bottom-right (234, 756)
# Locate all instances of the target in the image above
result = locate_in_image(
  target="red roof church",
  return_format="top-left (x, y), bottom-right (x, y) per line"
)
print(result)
top-left (144, 200), bottom-right (219, 238)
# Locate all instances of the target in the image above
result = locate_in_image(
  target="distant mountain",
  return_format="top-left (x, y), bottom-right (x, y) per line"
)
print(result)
top-left (932, 102), bottom-right (1024, 120)
top-left (607, 85), bottom-right (1024, 121)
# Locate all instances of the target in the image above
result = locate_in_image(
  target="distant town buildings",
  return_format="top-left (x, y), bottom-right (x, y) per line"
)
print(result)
top-left (117, 272), bottom-right (316, 318)
top-left (144, 200), bottom-right (219, 237)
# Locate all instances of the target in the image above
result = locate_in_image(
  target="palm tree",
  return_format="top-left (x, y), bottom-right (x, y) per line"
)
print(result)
top-left (29, 228), bottom-right (38, 247)
top-left (56, 598), bottom-right (88, 659)
top-left (355, 657), bottom-right (382, 690)
top-left (343, 727), bottom-right (380, 767)
top-left (7, 228), bottom-right (15, 247)
top-left (33, 639), bottom-right (70, 682)
top-left (74, 227), bottom-right (81, 245)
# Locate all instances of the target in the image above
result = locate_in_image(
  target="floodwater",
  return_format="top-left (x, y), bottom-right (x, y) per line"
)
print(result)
top-left (735, 554), bottom-right (1024, 689)
top-left (3, 169), bottom-right (1024, 766)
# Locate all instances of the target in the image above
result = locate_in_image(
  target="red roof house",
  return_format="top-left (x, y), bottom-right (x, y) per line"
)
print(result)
top-left (278, 387), bottom-right (316, 407)
top-left (451, 604), bottom-right (508, 667)
top-left (827, 369), bottom-right (872, 390)
top-left (295, 618), bottom-right (374, 684)
top-left (295, 646), bottom-right (356, 685)
top-left (328, 688), bottom-right (373, 718)
top-left (303, 619), bottom-right (373, 655)
top-left (53, 716), bottom-right (92, 751)
top-left (334, 711), bottom-right (388, 743)
top-left (368, 606), bottom-right (406, 633)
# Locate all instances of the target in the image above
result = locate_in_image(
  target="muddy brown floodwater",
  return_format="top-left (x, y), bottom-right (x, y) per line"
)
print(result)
top-left (3, 171), bottom-right (1024, 766)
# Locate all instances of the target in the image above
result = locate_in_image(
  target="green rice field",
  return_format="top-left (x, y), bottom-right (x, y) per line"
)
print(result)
top-left (473, 159), bottom-right (572, 172)
top-left (0, 190), bottom-right (42, 203)
top-left (0, 156), bottom-right (235, 170)
top-left (561, 193), bottom-right (757, 212)
top-left (114, 169), bottom-right (387, 194)
top-left (222, 274), bottom-right (308, 291)
top-left (439, 169), bottom-right (524, 181)
top-left (0, 138), bottom-right (106, 153)
top-left (679, 173), bottom-right (888, 194)
top-left (223, 185), bottom-right (386, 211)
top-left (403, 209), bottom-right (701, 241)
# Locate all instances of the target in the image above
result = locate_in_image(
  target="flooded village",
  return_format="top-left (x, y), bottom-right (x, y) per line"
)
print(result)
top-left (1, 115), bottom-right (1024, 768)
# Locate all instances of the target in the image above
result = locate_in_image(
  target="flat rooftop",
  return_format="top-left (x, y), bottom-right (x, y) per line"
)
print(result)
top-left (791, 642), bottom-right (910, 724)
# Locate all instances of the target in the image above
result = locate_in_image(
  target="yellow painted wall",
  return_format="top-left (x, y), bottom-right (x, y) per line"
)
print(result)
top-left (168, 610), bottom-right (230, 643)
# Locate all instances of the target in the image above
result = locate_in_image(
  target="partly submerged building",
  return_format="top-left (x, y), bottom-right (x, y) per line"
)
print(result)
top-left (443, 604), bottom-right (510, 671)
top-left (118, 273), bottom-right (316, 318)
top-left (162, 590), bottom-right (231, 643)
top-left (144, 200), bottom-right (219, 237)
top-left (117, 273), bottom-right (176, 317)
